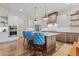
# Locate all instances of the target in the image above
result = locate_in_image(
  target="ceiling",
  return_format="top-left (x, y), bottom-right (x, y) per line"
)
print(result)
top-left (0, 3), bottom-right (79, 19)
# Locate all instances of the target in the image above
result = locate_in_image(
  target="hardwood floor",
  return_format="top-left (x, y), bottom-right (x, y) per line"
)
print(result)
top-left (0, 37), bottom-right (29, 56)
top-left (0, 37), bottom-right (72, 56)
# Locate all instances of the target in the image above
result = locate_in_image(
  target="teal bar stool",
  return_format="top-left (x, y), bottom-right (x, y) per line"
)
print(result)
top-left (23, 31), bottom-right (34, 50)
top-left (33, 32), bottom-right (45, 55)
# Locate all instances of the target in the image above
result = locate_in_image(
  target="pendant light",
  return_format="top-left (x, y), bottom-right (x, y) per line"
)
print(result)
top-left (43, 3), bottom-right (48, 20)
top-left (33, 6), bottom-right (38, 24)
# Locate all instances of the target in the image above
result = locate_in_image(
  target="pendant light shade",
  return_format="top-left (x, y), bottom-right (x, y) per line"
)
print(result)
top-left (43, 4), bottom-right (48, 20)
top-left (33, 6), bottom-right (38, 24)
top-left (43, 15), bottom-right (48, 20)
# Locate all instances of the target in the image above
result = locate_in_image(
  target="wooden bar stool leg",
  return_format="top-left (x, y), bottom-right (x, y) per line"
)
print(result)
top-left (23, 38), bottom-right (26, 49)
top-left (33, 45), bottom-right (37, 56)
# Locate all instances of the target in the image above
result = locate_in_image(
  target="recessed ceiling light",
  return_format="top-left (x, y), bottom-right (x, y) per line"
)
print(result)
top-left (65, 3), bottom-right (70, 5)
top-left (19, 9), bottom-right (23, 11)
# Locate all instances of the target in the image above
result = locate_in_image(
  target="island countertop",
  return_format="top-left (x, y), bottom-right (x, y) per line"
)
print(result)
top-left (41, 27), bottom-right (79, 33)
top-left (42, 32), bottom-right (61, 36)
top-left (26, 27), bottom-right (79, 33)
top-left (30, 31), bottom-right (61, 36)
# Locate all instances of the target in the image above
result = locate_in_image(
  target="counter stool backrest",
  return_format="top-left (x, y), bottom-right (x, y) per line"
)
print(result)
top-left (23, 31), bottom-right (33, 40)
top-left (33, 32), bottom-right (45, 45)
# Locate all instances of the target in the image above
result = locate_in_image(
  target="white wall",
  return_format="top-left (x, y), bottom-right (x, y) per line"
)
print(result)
top-left (18, 16), bottom-right (28, 36)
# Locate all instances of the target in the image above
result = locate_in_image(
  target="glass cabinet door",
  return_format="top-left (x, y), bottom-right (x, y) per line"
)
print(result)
top-left (0, 16), bottom-right (8, 27)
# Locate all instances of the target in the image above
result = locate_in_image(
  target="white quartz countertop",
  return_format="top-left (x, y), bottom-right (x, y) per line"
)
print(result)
top-left (41, 27), bottom-right (79, 33)
top-left (43, 32), bottom-right (60, 36)
top-left (29, 31), bottom-right (61, 36)
top-left (26, 27), bottom-right (79, 33)
top-left (57, 28), bottom-right (79, 33)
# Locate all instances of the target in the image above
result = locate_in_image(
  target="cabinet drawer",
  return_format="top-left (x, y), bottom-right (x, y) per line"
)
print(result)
top-left (46, 36), bottom-right (56, 53)
top-left (46, 36), bottom-right (52, 49)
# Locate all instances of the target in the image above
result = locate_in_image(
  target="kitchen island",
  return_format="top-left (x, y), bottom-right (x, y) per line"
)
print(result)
top-left (43, 32), bottom-right (60, 54)
top-left (41, 27), bottom-right (79, 43)
top-left (24, 29), bottom-right (60, 54)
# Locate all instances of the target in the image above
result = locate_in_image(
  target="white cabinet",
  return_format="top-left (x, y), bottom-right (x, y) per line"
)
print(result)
top-left (0, 16), bottom-right (8, 27)
top-left (8, 16), bottom-right (18, 26)
top-left (0, 32), bottom-right (8, 43)
top-left (8, 16), bottom-right (19, 36)
top-left (0, 16), bottom-right (19, 43)
top-left (0, 32), bottom-right (18, 43)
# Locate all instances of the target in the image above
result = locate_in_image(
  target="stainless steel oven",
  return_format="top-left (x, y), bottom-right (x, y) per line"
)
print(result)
top-left (9, 25), bottom-right (17, 36)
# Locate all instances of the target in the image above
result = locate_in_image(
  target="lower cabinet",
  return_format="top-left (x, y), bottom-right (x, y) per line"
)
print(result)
top-left (45, 36), bottom-right (56, 53)
top-left (66, 33), bottom-right (79, 43)
top-left (56, 32), bottom-right (79, 43)
top-left (56, 33), bottom-right (65, 42)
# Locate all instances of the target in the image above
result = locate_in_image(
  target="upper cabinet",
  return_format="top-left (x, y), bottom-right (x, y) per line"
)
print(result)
top-left (0, 16), bottom-right (18, 27)
top-left (70, 11), bottom-right (79, 27)
top-left (0, 16), bottom-right (8, 27)
top-left (8, 16), bottom-right (18, 26)
top-left (48, 12), bottom-right (58, 24)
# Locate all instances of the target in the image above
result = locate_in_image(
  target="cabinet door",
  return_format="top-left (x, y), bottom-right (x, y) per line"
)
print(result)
top-left (74, 33), bottom-right (79, 42)
top-left (56, 33), bottom-right (65, 42)
top-left (46, 36), bottom-right (56, 53)
top-left (46, 36), bottom-right (52, 49)
top-left (66, 33), bottom-right (75, 43)
top-left (66, 33), bottom-right (79, 43)
top-left (8, 16), bottom-right (18, 26)
top-left (51, 36), bottom-right (56, 49)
